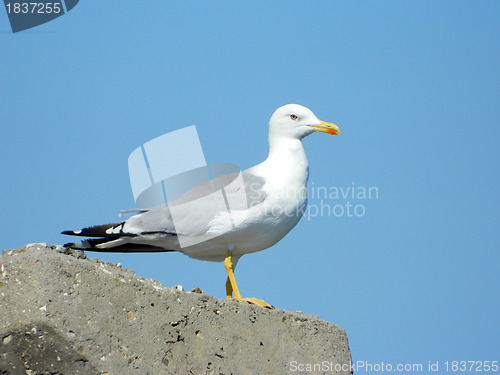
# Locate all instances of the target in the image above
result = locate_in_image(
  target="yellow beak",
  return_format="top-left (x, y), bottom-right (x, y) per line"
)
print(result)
top-left (309, 120), bottom-right (340, 135)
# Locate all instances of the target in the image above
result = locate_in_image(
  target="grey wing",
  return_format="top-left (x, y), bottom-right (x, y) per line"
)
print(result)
top-left (169, 171), bottom-right (266, 207)
top-left (240, 171), bottom-right (267, 207)
top-left (124, 171), bottom-right (267, 236)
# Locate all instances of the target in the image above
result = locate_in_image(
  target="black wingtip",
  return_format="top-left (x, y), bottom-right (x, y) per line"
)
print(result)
top-left (61, 223), bottom-right (124, 238)
top-left (63, 242), bottom-right (75, 247)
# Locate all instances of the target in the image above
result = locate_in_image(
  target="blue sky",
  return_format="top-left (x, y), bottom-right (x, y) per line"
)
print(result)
top-left (1, 1), bottom-right (499, 372)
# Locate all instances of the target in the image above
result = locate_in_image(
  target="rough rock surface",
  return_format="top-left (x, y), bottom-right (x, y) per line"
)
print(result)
top-left (0, 244), bottom-right (351, 375)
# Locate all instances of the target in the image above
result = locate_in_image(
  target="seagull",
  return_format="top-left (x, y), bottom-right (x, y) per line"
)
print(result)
top-left (62, 104), bottom-right (340, 308)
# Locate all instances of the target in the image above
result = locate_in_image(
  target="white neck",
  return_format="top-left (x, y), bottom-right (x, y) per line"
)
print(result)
top-left (260, 135), bottom-right (309, 187)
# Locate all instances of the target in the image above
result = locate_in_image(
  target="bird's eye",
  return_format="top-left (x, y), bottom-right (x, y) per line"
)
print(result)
top-left (290, 114), bottom-right (298, 120)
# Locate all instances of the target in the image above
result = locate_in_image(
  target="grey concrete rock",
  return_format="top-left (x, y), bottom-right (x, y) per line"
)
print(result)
top-left (0, 243), bottom-right (351, 375)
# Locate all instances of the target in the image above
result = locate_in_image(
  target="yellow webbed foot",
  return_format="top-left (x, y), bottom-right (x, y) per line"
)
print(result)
top-left (241, 297), bottom-right (274, 309)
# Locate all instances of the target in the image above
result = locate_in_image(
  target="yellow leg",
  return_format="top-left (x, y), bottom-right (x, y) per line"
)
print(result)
top-left (224, 251), bottom-right (243, 300)
top-left (226, 276), bottom-right (233, 299)
top-left (224, 250), bottom-right (273, 309)
top-left (225, 276), bottom-right (233, 300)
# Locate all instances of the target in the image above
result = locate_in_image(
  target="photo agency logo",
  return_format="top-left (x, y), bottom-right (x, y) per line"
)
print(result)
top-left (306, 181), bottom-right (379, 220)
top-left (3, 0), bottom-right (79, 33)
top-left (125, 127), bottom-right (379, 249)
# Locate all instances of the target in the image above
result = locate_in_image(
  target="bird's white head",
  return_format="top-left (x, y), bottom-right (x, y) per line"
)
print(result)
top-left (268, 104), bottom-right (340, 140)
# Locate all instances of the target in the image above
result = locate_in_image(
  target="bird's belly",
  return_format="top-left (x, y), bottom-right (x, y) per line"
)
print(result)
top-left (223, 196), bottom-right (307, 254)
top-left (180, 194), bottom-right (307, 261)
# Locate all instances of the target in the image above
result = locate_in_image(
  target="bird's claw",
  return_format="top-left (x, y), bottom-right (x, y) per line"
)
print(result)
top-left (242, 297), bottom-right (274, 309)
